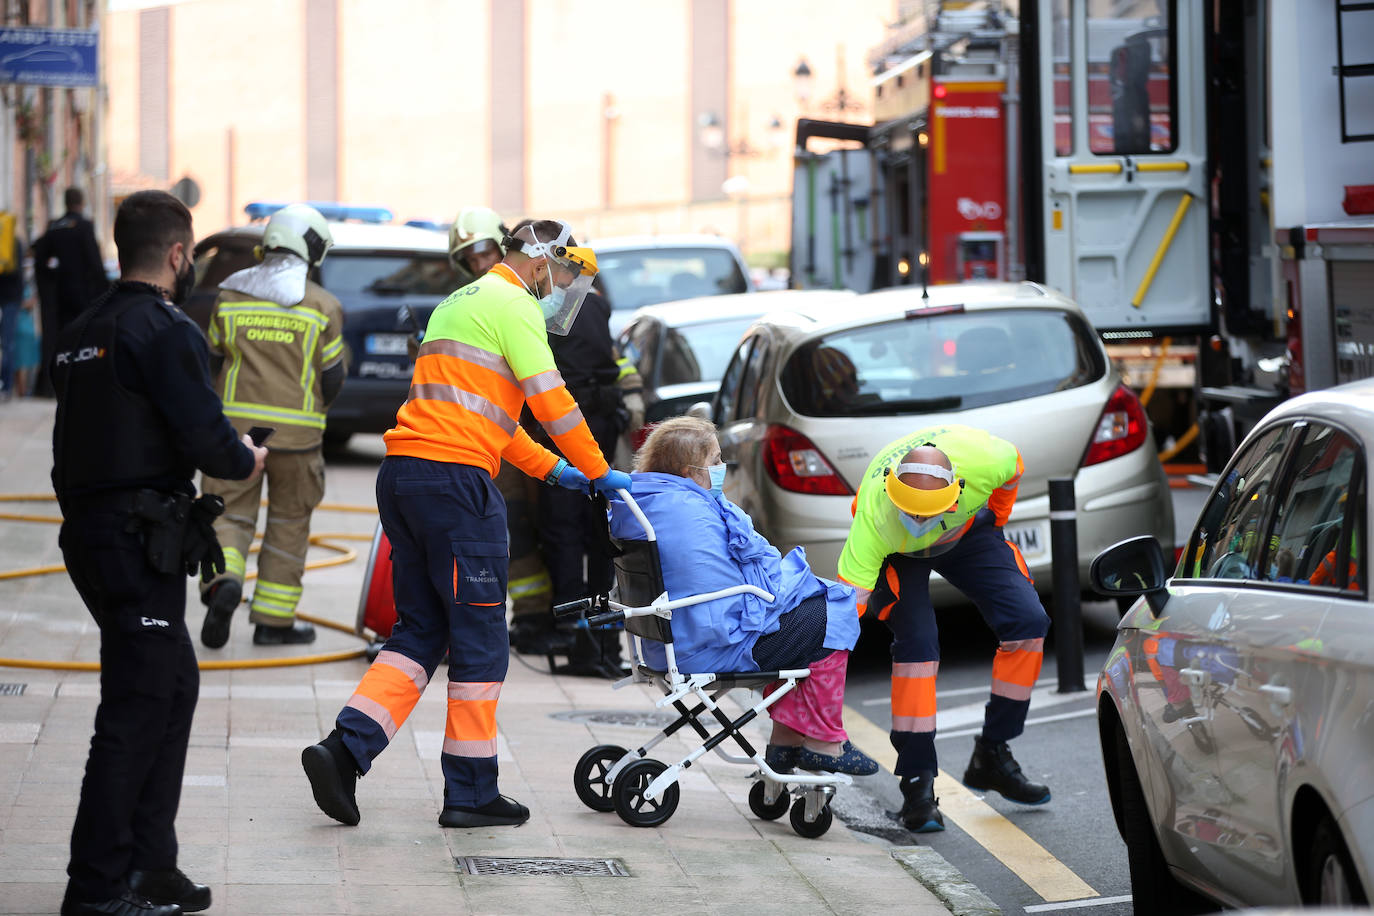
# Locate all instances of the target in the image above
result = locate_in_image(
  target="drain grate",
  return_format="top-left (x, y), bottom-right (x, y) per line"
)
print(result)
top-left (550, 709), bottom-right (677, 729)
top-left (456, 856), bottom-right (629, 877)
top-left (0, 684), bottom-right (26, 697)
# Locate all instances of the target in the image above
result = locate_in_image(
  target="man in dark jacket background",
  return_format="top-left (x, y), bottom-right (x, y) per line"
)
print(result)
top-left (34, 186), bottom-right (108, 395)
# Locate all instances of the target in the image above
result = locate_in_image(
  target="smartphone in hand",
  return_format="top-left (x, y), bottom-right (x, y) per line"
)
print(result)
top-left (247, 426), bottom-right (276, 447)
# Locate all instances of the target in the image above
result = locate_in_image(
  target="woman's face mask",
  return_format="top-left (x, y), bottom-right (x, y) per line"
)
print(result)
top-left (704, 463), bottom-right (727, 495)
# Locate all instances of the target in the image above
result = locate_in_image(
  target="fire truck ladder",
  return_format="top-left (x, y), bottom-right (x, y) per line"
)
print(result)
top-left (1336, 0), bottom-right (1374, 142)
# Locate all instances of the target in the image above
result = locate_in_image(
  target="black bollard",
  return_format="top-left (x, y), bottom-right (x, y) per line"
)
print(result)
top-left (1049, 477), bottom-right (1085, 693)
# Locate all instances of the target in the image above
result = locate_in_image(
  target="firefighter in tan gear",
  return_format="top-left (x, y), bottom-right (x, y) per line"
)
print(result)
top-left (448, 208), bottom-right (559, 653)
top-left (200, 203), bottom-right (345, 647)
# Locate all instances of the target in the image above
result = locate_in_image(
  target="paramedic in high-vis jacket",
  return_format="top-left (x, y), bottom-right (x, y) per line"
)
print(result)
top-left (302, 219), bottom-right (630, 830)
top-left (837, 425), bottom-right (1051, 834)
top-left (199, 204), bottom-right (345, 648)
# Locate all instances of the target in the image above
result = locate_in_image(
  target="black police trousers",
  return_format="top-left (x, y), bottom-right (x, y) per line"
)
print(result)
top-left (58, 497), bottom-right (198, 902)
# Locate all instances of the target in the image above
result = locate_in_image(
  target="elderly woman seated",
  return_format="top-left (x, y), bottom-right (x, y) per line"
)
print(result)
top-left (608, 417), bottom-right (877, 776)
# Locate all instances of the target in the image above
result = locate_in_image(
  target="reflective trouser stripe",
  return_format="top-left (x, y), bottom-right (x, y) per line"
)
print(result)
top-left (891, 661), bottom-right (938, 733)
top-left (444, 681), bottom-right (501, 758)
top-left (345, 654), bottom-right (427, 741)
top-left (250, 579), bottom-right (302, 619)
top-left (221, 546), bottom-right (246, 580)
top-left (991, 637), bottom-right (1044, 701)
top-left (508, 571), bottom-right (551, 599)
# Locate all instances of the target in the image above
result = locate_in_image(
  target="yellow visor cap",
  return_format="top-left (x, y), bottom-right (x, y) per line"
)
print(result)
top-left (885, 468), bottom-right (960, 517)
top-left (561, 245), bottom-right (598, 276)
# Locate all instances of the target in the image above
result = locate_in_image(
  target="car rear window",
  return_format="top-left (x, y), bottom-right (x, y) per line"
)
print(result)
top-left (658, 317), bottom-right (758, 386)
top-left (597, 248), bottom-right (749, 311)
top-left (318, 252), bottom-right (462, 303)
top-left (780, 308), bottom-right (1105, 417)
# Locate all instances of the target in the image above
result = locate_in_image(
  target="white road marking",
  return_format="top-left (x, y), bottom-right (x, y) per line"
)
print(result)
top-left (1025, 893), bottom-right (1132, 911)
top-left (937, 706), bottom-right (1098, 740)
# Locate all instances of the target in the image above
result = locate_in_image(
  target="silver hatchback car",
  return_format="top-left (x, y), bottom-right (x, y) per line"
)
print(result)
top-left (1092, 379), bottom-right (1374, 912)
top-left (708, 281), bottom-right (1175, 604)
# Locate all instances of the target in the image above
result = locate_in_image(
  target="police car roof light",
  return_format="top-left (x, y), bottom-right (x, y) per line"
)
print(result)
top-left (243, 201), bottom-right (395, 224)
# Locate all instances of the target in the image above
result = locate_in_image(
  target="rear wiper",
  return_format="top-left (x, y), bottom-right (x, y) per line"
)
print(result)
top-left (849, 396), bottom-right (962, 415)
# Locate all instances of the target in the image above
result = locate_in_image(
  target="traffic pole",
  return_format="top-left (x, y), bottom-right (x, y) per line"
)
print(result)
top-left (1049, 477), bottom-right (1085, 693)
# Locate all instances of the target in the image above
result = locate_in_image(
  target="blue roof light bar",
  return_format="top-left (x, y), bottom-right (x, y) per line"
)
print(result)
top-left (243, 201), bottom-right (395, 223)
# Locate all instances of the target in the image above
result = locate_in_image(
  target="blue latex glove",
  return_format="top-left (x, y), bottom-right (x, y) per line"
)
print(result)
top-left (554, 465), bottom-right (590, 492)
top-left (592, 468), bottom-right (633, 496)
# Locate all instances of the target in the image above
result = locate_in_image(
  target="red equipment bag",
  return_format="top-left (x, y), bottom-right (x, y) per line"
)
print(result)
top-left (356, 521), bottom-right (397, 639)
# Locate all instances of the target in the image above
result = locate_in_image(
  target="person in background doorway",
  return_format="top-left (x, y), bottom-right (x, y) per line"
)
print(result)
top-left (33, 187), bottom-right (108, 396)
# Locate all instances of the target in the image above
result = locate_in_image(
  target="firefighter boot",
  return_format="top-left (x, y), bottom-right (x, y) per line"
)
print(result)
top-left (899, 772), bottom-right (945, 833)
top-left (962, 735), bottom-right (1051, 805)
top-left (127, 868), bottom-right (210, 913)
top-left (301, 729), bottom-right (360, 826)
top-left (253, 621), bottom-right (317, 645)
top-left (199, 578), bottom-right (240, 649)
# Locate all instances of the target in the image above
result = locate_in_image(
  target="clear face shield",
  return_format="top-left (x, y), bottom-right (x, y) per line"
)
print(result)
top-left (511, 220), bottom-right (599, 336)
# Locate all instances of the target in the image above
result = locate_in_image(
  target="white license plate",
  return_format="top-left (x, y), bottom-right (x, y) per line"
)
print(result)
top-left (1004, 520), bottom-right (1050, 560)
top-left (365, 333), bottom-right (410, 356)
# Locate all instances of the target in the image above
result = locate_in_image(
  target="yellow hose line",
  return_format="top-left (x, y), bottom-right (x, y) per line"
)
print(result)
top-left (1158, 422), bottom-right (1200, 463)
top-left (0, 495), bottom-right (380, 672)
top-left (1137, 335), bottom-right (1172, 408)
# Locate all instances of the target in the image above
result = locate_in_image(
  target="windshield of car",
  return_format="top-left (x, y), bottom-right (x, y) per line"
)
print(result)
top-left (596, 247), bottom-right (749, 311)
top-left (658, 316), bottom-right (758, 386)
top-left (780, 308), bottom-right (1105, 417)
top-left (317, 253), bottom-right (463, 303)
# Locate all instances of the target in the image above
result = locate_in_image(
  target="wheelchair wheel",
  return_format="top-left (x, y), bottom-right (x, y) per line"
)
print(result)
top-left (574, 744), bottom-right (628, 813)
top-left (612, 758), bottom-right (680, 827)
top-left (790, 796), bottom-right (834, 839)
top-left (749, 779), bottom-right (790, 821)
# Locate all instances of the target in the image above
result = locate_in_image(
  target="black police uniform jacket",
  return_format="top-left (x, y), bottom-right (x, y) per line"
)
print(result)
top-left (51, 282), bottom-right (252, 506)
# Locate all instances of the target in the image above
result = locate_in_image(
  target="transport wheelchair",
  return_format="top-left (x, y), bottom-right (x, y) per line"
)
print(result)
top-left (553, 490), bottom-right (850, 838)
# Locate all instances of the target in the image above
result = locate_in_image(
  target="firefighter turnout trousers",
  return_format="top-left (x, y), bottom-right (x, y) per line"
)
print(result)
top-left (496, 461), bottom-right (551, 621)
top-left (59, 497), bottom-right (199, 902)
top-left (877, 511), bottom-right (1049, 776)
top-left (202, 448), bottom-right (326, 628)
top-left (335, 456), bottom-right (510, 808)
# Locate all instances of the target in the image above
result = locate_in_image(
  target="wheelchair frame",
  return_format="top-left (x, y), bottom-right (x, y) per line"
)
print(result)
top-left (558, 489), bottom-right (851, 837)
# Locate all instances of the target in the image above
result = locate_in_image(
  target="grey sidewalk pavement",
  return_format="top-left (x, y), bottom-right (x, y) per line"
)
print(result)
top-left (0, 397), bottom-right (951, 916)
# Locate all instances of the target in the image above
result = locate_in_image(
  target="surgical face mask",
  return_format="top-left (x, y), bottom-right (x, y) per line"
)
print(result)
top-left (172, 253), bottom-right (195, 306)
top-left (691, 462), bottom-right (727, 495)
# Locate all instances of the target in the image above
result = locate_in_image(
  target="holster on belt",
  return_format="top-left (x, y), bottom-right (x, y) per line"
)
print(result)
top-left (126, 489), bottom-right (226, 581)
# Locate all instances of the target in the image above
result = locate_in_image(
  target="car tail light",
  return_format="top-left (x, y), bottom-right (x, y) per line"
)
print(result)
top-left (631, 423), bottom-right (653, 452)
top-left (763, 425), bottom-right (853, 495)
top-left (1082, 384), bottom-right (1149, 466)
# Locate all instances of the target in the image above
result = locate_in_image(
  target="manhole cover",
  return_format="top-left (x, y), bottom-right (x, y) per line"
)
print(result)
top-left (550, 709), bottom-right (677, 729)
top-left (456, 856), bottom-right (629, 877)
top-left (0, 684), bottom-right (25, 697)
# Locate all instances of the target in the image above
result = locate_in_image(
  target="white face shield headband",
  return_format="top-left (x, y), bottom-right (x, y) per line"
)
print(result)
top-left (506, 221), bottom-right (599, 335)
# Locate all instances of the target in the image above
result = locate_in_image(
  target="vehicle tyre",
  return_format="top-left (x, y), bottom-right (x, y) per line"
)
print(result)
top-left (1114, 725), bottom-right (1211, 915)
top-left (1305, 815), bottom-right (1368, 906)
top-left (612, 758), bottom-right (679, 827)
top-left (573, 744), bottom-right (628, 813)
top-left (789, 796), bottom-right (833, 839)
top-left (749, 779), bottom-right (790, 821)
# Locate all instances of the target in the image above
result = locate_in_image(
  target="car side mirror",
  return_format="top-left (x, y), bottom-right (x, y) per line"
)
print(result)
top-left (686, 401), bottom-right (713, 422)
top-left (1091, 535), bottom-right (1169, 614)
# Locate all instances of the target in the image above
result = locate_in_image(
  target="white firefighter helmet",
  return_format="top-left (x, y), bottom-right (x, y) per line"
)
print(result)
top-left (448, 207), bottom-right (507, 272)
top-left (262, 204), bottom-right (333, 267)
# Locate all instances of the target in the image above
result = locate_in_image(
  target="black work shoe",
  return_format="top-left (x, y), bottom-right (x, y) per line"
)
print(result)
top-left (962, 736), bottom-right (1051, 805)
top-left (253, 621), bottom-right (317, 645)
top-left (60, 889), bottom-right (182, 915)
top-left (899, 772), bottom-right (945, 833)
top-left (302, 729), bottom-right (360, 825)
top-left (128, 869), bottom-right (209, 913)
top-left (764, 744), bottom-right (800, 774)
top-left (438, 794), bottom-right (530, 828)
top-left (199, 579), bottom-right (240, 649)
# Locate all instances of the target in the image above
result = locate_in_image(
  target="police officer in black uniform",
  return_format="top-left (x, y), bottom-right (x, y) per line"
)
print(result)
top-left (34, 186), bottom-right (109, 396)
top-left (52, 190), bottom-right (267, 916)
top-left (535, 282), bottom-right (626, 675)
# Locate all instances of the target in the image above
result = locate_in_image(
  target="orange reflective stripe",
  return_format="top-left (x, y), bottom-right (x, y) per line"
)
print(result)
top-left (891, 663), bottom-right (938, 725)
top-left (346, 659), bottom-right (425, 740)
top-left (1004, 538), bottom-right (1032, 581)
top-left (991, 640), bottom-right (1044, 701)
top-left (884, 564), bottom-right (901, 595)
top-left (445, 681), bottom-right (501, 758)
top-left (987, 452), bottom-right (1023, 525)
top-left (414, 349), bottom-right (523, 408)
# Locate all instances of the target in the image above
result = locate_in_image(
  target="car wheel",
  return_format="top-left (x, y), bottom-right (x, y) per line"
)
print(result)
top-left (1114, 725), bottom-right (1211, 915)
top-left (1305, 816), bottom-right (1368, 906)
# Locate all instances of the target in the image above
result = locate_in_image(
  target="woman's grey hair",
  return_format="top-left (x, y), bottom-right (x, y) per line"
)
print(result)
top-left (634, 416), bottom-right (717, 477)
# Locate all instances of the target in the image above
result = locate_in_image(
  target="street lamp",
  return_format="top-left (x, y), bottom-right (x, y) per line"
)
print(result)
top-left (793, 58), bottom-right (813, 110)
top-left (697, 111), bottom-right (783, 158)
top-left (793, 49), bottom-right (866, 118)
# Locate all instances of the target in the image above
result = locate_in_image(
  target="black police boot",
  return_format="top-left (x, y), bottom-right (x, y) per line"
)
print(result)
top-left (301, 729), bottom-right (361, 826)
top-left (509, 615), bottom-right (566, 655)
top-left (253, 621), bottom-right (317, 645)
top-left (60, 888), bottom-right (182, 916)
top-left (199, 578), bottom-right (240, 649)
top-left (962, 736), bottom-right (1051, 805)
top-left (438, 794), bottom-right (529, 828)
top-left (899, 771), bottom-right (945, 833)
top-left (127, 868), bottom-right (209, 913)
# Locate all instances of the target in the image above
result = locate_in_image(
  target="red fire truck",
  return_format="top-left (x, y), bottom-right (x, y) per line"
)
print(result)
top-left (791, 0), bottom-right (1374, 469)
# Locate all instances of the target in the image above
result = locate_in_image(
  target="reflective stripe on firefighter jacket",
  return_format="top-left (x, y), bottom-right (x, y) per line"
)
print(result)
top-left (382, 263), bottom-right (611, 480)
top-left (838, 424), bottom-right (1023, 591)
top-left (208, 282), bottom-right (344, 450)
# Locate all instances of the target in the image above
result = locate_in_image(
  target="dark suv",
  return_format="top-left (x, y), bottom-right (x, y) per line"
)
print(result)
top-left (188, 222), bottom-right (461, 447)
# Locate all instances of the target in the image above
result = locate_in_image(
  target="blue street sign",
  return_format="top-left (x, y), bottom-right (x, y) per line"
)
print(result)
top-left (0, 27), bottom-right (97, 88)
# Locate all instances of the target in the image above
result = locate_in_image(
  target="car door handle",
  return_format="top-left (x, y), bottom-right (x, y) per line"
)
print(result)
top-left (1259, 683), bottom-right (1292, 705)
top-left (1180, 667), bottom-right (1210, 686)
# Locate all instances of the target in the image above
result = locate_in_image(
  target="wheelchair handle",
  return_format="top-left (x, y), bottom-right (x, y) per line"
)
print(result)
top-left (614, 488), bottom-right (656, 542)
